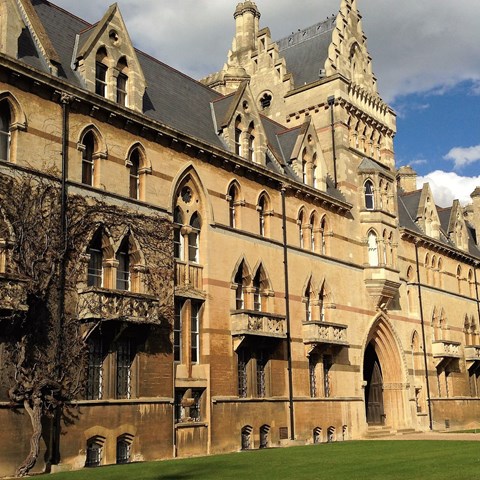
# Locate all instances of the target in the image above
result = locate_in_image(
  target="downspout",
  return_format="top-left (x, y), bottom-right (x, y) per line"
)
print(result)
top-left (474, 266), bottom-right (480, 337)
top-left (281, 185), bottom-right (295, 440)
top-left (327, 96), bottom-right (338, 189)
top-left (51, 92), bottom-right (72, 466)
top-left (414, 241), bottom-right (433, 430)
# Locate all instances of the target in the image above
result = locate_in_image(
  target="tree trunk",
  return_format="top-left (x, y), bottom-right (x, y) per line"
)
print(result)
top-left (16, 398), bottom-right (43, 477)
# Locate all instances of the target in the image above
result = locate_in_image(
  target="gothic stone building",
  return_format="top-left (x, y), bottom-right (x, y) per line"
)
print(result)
top-left (1, 0), bottom-right (480, 475)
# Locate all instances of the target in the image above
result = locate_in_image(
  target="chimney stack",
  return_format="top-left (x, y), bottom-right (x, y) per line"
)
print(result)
top-left (396, 165), bottom-right (417, 193)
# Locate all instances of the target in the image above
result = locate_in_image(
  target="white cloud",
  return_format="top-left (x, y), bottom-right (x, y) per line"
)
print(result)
top-left (53, 0), bottom-right (480, 103)
top-left (444, 145), bottom-right (480, 169)
top-left (417, 170), bottom-right (480, 207)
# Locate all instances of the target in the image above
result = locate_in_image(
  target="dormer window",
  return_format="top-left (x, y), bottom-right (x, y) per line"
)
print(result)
top-left (95, 48), bottom-right (108, 97)
top-left (116, 57), bottom-right (128, 106)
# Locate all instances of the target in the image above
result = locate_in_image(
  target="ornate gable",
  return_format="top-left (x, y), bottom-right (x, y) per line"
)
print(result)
top-left (326, 0), bottom-right (377, 94)
top-left (289, 119), bottom-right (328, 191)
top-left (73, 4), bottom-right (146, 112)
top-left (448, 200), bottom-right (469, 251)
top-left (416, 184), bottom-right (441, 240)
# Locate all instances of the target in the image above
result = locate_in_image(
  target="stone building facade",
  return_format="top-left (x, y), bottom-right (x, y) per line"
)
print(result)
top-left (0, 0), bottom-right (479, 475)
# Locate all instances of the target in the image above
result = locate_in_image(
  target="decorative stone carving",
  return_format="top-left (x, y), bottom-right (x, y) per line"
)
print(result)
top-left (302, 321), bottom-right (348, 347)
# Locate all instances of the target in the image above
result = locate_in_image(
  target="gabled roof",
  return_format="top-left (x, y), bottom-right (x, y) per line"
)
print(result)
top-left (358, 157), bottom-right (392, 176)
top-left (276, 17), bottom-right (335, 88)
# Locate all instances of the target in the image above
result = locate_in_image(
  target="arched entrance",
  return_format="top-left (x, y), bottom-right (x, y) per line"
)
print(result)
top-left (362, 315), bottom-right (409, 430)
top-left (364, 343), bottom-right (385, 425)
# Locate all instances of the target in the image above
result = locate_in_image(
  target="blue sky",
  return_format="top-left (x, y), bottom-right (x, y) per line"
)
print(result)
top-left (54, 0), bottom-right (480, 207)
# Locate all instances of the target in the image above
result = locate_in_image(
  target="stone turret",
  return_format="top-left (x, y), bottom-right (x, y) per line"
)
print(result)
top-left (470, 187), bottom-right (480, 245)
top-left (233, 2), bottom-right (261, 62)
top-left (396, 165), bottom-right (417, 193)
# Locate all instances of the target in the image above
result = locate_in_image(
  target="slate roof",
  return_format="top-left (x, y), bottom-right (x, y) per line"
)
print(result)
top-left (277, 17), bottom-right (336, 88)
top-left (11, 1), bottom-right (348, 205)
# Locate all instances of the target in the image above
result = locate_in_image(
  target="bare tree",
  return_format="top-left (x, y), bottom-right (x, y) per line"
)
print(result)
top-left (0, 170), bottom-right (173, 476)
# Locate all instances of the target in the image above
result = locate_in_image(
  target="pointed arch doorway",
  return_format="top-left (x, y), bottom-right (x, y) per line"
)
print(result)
top-left (364, 343), bottom-right (385, 425)
top-left (362, 316), bottom-right (409, 429)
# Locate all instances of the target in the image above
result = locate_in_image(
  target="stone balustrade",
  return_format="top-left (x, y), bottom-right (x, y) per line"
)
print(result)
top-left (464, 345), bottom-right (480, 362)
top-left (431, 340), bottom-right (461, 359)
top-left (78, 287), bottom-right (160, 324)
top-left (0, 275), bottom-right (28, 312)
top-left (302, 320), bottom-right (348, 346)
top-left (231, 310), bottom-right (286, 339)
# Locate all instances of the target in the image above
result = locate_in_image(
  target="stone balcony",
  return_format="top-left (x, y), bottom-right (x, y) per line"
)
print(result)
top-left (363, 266), bottom-right (401, 310)
top-left (432, 339), bottom-right (461, 366)
top-left (0, 274), bottom-right (28, 313)
top-left (77, 287), bottom-right (160, 325)
top-left (302, 320), bottom-right (348, 347)
top-left (175, 261), bottom-right (204, 296)
top-left (230, 310), bottom-right (287, 346)
top-left (464, 345), bottom-right (480, 363)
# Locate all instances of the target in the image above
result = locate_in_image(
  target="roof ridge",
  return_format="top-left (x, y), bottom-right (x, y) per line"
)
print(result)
top-left (43, 0), bottom-right (92, 28)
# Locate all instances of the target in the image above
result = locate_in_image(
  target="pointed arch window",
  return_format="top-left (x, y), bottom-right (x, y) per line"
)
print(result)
top-left (188, 212), bottom-right (201, 264)
top-left (116, 435), bottom-right (132, 464)
top-left (86, 436), bottom-right (105, 467)
top-left (234, 261), bottom-right (248, 310)
top-left (86, 335), bottom-right (104, 400)
top-left (116, 235), bottom-right (130, 291)
top-left (0, 101), bottom-right (11, 161)
top-left (258, 194), bottom-right (268, 237)
top-left (320, 216), bottom-right (327, 255)
top-left (298, 210), bottom-right (305, 248)
top-left (364, 180), bottom-right (374, 210)
top-left (128, 148), bottom-right (140, 199)
top-left (87, 229), bottom-right (103, 287)
top-left (81, 131), bottom-right (96, 186)
top-left (247, 122), bottom-right (255, 162)
top-left (367, 231), bottom-right (379, 266)
top-left (302, 160), bottom-right (307, 184)
top-left (95, 48), bottom-right (108, 98)
top-left (310, 213), bottom-right (318, 252)
top-left (174, 207), bottom-right (184, 260)
top-left (253, 269), bottom-right (262, 312)
top-left (228, 183), bottom-right (240, 228)
top-left (305, 281), bottom-right (312, 322)
top-left (234, 116), bottom-right (242, 156)
top-left (312, 154), bottom-right (318, 189)
top-left (116, 57), bottom-right (128, 106)
top-left (319, 283), bottom-right (326, 322)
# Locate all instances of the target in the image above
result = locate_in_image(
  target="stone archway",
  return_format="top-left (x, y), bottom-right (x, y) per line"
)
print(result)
top-left (362, 315), bottom-right (409, 430)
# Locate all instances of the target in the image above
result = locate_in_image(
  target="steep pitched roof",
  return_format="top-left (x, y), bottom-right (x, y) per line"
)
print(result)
top-left (276, 17), bottom-right (336, 88)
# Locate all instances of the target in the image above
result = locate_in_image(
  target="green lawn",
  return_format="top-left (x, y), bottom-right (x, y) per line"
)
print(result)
top-left (45, 441), bottom-right (480, 480)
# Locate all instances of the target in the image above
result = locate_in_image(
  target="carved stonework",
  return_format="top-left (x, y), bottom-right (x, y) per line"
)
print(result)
top-left (78, 287), bottom-right (160, 324)
top-left (0, 275), bottom-right (28, 312)
top-left (230, 310), bottom-right (286, 340)
top-left (302, 321), bottom-right (348, 347)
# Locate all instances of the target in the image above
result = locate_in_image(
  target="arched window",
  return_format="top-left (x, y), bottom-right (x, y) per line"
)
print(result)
top-left (234, 116), bottom-right (242, 156)
top-left (312, 154), bottom-right (318, 189)
top-left (298, 210), bottom-right (305, 248)
top-left (319, 283), bottom-right (326, 321)
top-left (228, 183), bottom-right (240, 228)
top-left (241, 425), bottom-right (252, 450)
top-left (116, 339), bottom-right (134, 399)
top-left (320, 216), bottom-right (327, 255)
top-left (128, 148), bottom-right (140, 199)
top-left (81, 131), bottom-right (96, 186)
top-left (234, 260), bottom-right (248, 310)
top-left (188, 212), bottom-right (201, 263)
top-left (0, 101), bottom-right (11, 161)
top-left (116, 434), bottom-right (133, 464)
top-left (87, 229), bottom-right (103, 287)
top-left (364, 180), bottom-right (374, 210)
top-left (173, 207), bottom-right (184, 260)
top-left (305, 280), bottom-right (312, 321)
top-left (367, 231), bottom-right (379, 266)
top-left (468, 269), bottom-right (475, 297)
top-left (457, 265), bottom-right (463, 294)
top-left (310, 213), bottom-right (317, 252)
top-left (95, 48), bottom-right (108, 97)
top-left (258, 194), bottom-right (268, 237)
top-left (313, 427), bottom-right (322, 444)
top-left (327, 426), bottom-right (336, 443)
top-left (247, 122), bottom-right (255, 162)
top-left (259, 425), bottom-right (270, 449)
top-left (253, 269), bottom-right (262, 312)
top-left (116, 57), bottom-right (128, 106)
top-left (116, 235), bottom-right (130, 291)
top-left (302, 159), bottom-right (307, 184)
top-left (85, 436), bottom-right (105, 467)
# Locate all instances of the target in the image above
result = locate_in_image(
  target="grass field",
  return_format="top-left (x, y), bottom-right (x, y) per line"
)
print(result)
top-left (45, 441), bottom-right (480, 480)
